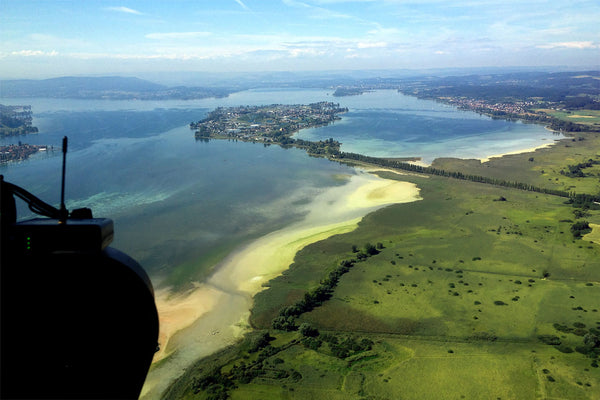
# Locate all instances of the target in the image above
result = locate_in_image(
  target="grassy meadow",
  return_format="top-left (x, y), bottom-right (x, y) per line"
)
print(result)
top-left (432, 131), bottom-right (600, 196)
top-left (535, 109), bottom-right (600, 129)
top-left (166, 131), bottom-right (600, 399)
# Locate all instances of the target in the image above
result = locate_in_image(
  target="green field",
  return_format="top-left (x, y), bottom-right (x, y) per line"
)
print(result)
top-left (432, 131), bottom-right (600, 196)
top-left (536, 109), bottom-right (600, 128)
top-left (166, 130), bottom-right (600, 399)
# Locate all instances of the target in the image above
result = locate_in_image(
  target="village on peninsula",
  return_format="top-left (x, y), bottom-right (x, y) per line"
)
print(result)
top-left (190, 101), bottom-right (348, 156)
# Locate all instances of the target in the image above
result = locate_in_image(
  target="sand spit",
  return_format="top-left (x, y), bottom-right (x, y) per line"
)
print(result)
top-left (583, 223), bottom-right (600, 244)
top-left (479, 141), bottom-right (557, 163)
top-left (140, 171), bottom-right (421, 399)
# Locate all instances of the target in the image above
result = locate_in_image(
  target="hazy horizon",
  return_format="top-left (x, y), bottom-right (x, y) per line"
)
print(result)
top-left (1, 0), bottom-right (598, 80)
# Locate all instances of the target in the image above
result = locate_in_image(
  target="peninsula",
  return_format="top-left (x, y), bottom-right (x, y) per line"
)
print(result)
top-left (190, 102), bottom-right (347, 156)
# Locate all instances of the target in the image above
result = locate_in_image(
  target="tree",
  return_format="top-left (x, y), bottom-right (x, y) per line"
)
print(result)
top-left (272, 316), bottom-right (297, 331)
top-left (299, 323), bottom-right (319, 337)
top-left (571, 220), bottom-right (591, 238)
top-left (364, 243), bottom-right (379, 256)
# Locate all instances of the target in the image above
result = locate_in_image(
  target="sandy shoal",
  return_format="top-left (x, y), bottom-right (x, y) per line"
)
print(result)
top-left (583, 223), bottom-right (600, 244)
top-left (140, 171), bottom-right (420, 399)
top-left (479, 142), bottom-right (556, 163)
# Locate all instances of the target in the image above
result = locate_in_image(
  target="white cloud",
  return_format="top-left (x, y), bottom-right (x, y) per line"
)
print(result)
top-left (367, 27), bottom-right (402, 36)
top-left (234, 0), bottom-right (250, 10)
top-left (145, 32), bottom-right (213, 40)
top-left (106, 6), bottom-right (143, 15)
top-left (282, 0), bottom-right (354, 19)
top-left (537, 41), bottom-right (597, 49)
top-left (11, 50), bottom-right (59, 57)
top-left (357, 41), bottom-right (387, 49)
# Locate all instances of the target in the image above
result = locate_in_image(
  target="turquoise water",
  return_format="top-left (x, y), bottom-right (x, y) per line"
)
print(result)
top-left (0, 89), bottom-right (559, 283)
top-left (296, 90), bottom-right (560, 163)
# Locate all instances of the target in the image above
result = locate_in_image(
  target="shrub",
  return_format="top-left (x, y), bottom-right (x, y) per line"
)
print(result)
top-left (299, 323), bottom-right (319, 337)
top-left (364, 243), bottom-right (379, 255)
top-left (320, 333), bottom-right (338, 344)
top-left (538, 335), bottom-right (561, 345)
top-left (272, 316), bottom-right (298, 331)
top-left (555, 345), bottom-right (574, 353)
top-left (291, 370), bottom-right (302, 382)
top-left (571, 221), bottom-right (591, 238)
top-left (470, 332), bottom-right (498, 342)
top-left (302, 337), bottom-right (322, 350)
top-left (248, 331), bottom-right (275, 353)
top-left (554, 323), bottom-right (573, 333)
top-left (494, 300), bottom-right (508, 306)
top-left (359, 338), bottom-right (374, 351)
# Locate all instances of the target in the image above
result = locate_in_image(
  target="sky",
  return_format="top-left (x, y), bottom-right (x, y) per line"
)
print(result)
top-left (1, 0), bottom-right (599, 79)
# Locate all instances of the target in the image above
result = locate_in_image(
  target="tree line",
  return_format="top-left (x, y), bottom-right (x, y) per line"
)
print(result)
top-left (333, 151), bottom-right (579, 198)
top-left (272, 243), bottom-right (379, 332)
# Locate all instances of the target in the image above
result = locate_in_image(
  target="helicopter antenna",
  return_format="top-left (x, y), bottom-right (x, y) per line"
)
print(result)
top-left (59, 136), bottom-right (68, 223)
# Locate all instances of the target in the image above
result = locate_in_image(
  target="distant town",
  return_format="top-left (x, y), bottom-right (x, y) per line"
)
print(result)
top-left (0, 104), bottom-right (48, 163)
top-left (190, 101), bottom-right (348, 156)
top-left (0, 143), bottom-right (53, 164)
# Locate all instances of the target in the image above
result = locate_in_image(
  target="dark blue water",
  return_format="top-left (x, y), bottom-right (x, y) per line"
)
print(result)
top-left (0, 97), bottom-right (356, 284)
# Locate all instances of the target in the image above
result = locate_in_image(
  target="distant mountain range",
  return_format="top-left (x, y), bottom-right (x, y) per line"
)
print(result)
top-left (1, 69), bottom-right (598, 101)
top-left (0, 76), bottom-right (233, 100)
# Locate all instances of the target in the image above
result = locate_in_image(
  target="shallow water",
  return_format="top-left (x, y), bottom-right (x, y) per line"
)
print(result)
top-left (295, 90), bottom-right (561, 163)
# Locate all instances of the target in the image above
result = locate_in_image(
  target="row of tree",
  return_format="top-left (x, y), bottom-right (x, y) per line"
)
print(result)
top-left (560, 159), bottom-right (600, 178)
top-left (334, 151), bottom-right (577, 198)
top-left (272, 244), bottom-right (379, 331)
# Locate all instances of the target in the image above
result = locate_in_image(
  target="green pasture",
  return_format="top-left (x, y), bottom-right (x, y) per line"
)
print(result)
top-left (173, 130), bottom-right (600, 399)
top-left (254, 175), bottom-right (599, 328)
top-left (536, 109), bottom-right (600, 127)
top-left (205, 333), bottom-right (599, 400)
top-left (432, 131), bottom-right (600, 195)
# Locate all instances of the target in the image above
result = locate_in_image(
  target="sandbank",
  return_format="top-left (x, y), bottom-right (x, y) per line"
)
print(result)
top-left (583, 223), bottom-right (600, 244)
top-left (479, 141), bottom-right (556, 163)
top-left (140, 171), bottom-right (421, 399)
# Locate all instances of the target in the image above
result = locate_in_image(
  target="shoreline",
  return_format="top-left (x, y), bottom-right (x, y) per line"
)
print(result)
top-left (394, 136), bottom-right (562, 169)
top-left (479, 141), bottom-right (557, 163)
top-left (140, 170), bottom-right (421, 399)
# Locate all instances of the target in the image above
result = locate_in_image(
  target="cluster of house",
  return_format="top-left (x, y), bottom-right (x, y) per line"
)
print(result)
top-left (0, 143), bottom-right (48, 163)
top-left (440, 97), bottom-right (539, 116)
top-left (192, 102), bottom-right (346, 141)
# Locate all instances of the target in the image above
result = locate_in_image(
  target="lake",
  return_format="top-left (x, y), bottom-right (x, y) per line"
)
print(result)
top-left (0, 89), bottom-right (560, 398)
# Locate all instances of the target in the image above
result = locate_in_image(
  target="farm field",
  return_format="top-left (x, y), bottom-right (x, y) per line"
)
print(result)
top-left (535, 109), bottom-right (600, 128)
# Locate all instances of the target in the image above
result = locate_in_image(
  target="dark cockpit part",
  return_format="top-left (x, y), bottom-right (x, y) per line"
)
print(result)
top-left (1, 141), bottom-right (159, 399)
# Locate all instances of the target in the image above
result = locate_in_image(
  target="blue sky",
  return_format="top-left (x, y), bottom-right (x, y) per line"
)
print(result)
top-left (1, 0), bottom-right (598, 78)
